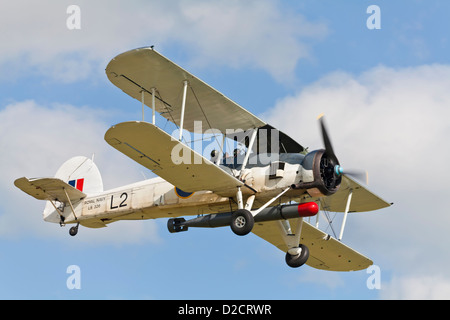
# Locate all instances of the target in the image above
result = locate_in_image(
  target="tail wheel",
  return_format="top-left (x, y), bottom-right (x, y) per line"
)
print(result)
top-left (285, 244), bottom-right (309, 268)
top-left (230, 209), bottom-right (254, 236)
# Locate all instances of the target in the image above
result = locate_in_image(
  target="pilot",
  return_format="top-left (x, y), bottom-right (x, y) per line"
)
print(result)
top-left (210, 149), bottom-right (219, 164)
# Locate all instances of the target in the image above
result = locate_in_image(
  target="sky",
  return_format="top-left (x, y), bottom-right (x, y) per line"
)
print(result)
top-left (1, 0), bottom-right (450, 300)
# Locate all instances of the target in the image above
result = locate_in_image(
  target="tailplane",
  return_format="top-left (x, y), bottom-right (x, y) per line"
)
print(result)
top-left (15, 156), bottom-right (103, 224)
top-left (43, 156), bottom-right (103, 223)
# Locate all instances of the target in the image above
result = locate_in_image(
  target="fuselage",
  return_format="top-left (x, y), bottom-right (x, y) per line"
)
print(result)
top-left (44, 155), bottom-right (307, 227)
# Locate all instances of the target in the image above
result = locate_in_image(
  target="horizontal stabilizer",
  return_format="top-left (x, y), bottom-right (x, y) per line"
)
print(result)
top-left (14, 177), bottom-right (86, 203)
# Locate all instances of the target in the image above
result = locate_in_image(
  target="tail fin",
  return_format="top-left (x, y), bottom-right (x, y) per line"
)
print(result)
top-left (54, 156), bottom-right (103, 194)
top-left (43, 156), bottom-right (103, 223)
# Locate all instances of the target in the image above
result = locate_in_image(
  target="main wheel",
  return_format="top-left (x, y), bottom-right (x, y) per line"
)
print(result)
top-left (69, 225), bottom-right (78, 237)
top-left (230, 209), bottom-right (254, 236)
top-left (285, 244), bottom-right (309, 268)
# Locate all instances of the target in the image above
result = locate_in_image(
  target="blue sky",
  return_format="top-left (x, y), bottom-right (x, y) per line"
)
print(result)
top-left (1, 0), bottom-right (450, 300)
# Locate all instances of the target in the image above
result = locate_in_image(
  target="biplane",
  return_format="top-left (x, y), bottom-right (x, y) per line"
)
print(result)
top-left (15, 47), bottom-right (391, 271)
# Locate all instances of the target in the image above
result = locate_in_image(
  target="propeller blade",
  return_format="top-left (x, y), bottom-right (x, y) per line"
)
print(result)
top-left (343, 170), bottom-right (369, 185)
top-left (318, 114), bottom-right (338, 164)
top-left (316, 114), bottom-right (369, 186)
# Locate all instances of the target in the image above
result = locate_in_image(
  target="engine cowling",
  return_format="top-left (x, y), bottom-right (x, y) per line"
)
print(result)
top-left (292, 149), bottom-right (341, 197)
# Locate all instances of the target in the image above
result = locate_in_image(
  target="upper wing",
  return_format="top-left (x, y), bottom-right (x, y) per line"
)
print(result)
top-left (14, 177), bottom-right (86, 202)
top-left (106, 47), bottom-right (266, 133)
top-left (319, 175), bottom-right (391, 213)
top-left (252, 219), bottom-right (372, 271)
top-left (105, 121), bottom-right (246, 197)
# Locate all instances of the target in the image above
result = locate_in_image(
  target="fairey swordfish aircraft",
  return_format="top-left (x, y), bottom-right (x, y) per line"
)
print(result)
top-left (15, 47), bottom-right (391, 271)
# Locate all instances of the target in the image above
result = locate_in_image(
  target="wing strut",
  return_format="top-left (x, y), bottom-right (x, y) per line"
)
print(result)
top-left (141, 90), bottom-right (145, 121)
top-left (179, 80), bottom-right (188, 141)
top-left (338, 189), bottom-right (353, 241)
top-left (240, 127), bottom-right (258, 173)
top-left (141, 87), bottom-right (157, 124)
top-left (151, 87), bottom-right (156, 125)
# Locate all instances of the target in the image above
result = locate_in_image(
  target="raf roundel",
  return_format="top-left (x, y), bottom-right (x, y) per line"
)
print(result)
top-left (175, 187), bottom-right (194, 199)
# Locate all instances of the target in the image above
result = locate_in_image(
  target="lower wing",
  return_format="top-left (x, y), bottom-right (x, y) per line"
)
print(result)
top-left (105, 121), bottom-right (247, 197)
top-left (252, 219), bottom-right (372, 271)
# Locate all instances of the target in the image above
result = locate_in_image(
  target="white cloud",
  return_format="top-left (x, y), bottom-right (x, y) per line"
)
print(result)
top-left (381, 275), bottom-right (450, 300)
top-left (176, 0), bottom-right (327, 83)
top-left (264, 64), bottom-right (450, 288)
top-left (0, 100), bottom-right (161, 244)
top-left (296, 268), bottom-right (345, 290)
top-left (0, 0), bottom-right (327, 83)
top-left (265, 64), bottom-right (450, 191)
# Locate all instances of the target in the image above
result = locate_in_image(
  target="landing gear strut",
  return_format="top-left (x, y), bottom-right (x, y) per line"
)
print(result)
top-left (229, 186), bottom-right (291, 237)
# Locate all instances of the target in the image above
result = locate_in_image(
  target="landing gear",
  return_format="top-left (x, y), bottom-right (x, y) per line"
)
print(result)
top-left (69, 223), bottom-right (79, 237)
top-left (285, 244), bottom-right (309, 268)
top-left (230, 209), bottom-right (254, 236)
top-left (59, 215), bottom-right (66, 227)
top-left (230, 186), bottom-right (255, 236)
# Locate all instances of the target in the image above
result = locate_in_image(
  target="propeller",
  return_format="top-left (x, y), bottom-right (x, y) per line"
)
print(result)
top-left (318, 113), bottom-right (338, 164)
top-left (343, 169), bottom-right (369, 185)
top-left (317, 113), bottom-right (368, 185)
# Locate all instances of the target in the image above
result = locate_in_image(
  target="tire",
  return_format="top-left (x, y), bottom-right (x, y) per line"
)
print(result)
top-left (69, 226), bottom-right (78, 237)
top-left (285, 244), bottom-right (309, 268)
top-left (230, 209), bottom-right (254, 236)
